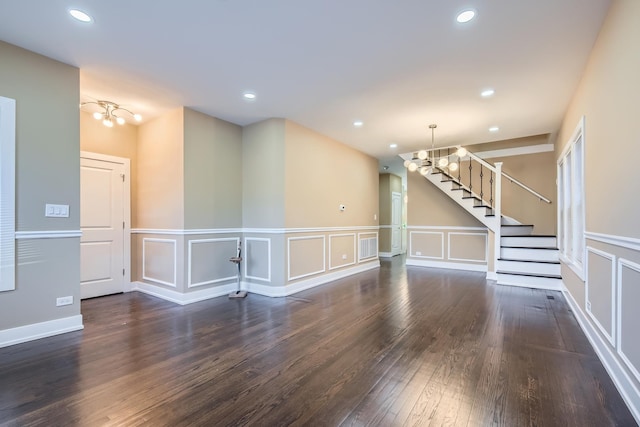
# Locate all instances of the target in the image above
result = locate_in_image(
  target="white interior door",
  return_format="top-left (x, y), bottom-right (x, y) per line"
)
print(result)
top-left (391, 191), bottom-right (402, 255)
top-left (80, 155), bottom-right (126, 299)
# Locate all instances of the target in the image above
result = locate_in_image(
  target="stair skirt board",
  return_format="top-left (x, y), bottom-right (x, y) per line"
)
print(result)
top-left (497, 273), bottom-right (563, 291)
top-left (500, 247), bottom-right (559, 262)
top-left (496, 259), bottom-right (561, 275)
top-left (422, 172), bottom-right (499, 231)
top-left (501, 236), bottom-right (557, 247)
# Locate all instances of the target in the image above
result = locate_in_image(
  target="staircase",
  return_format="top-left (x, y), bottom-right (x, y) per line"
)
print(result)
top-left (407, 150), bottom-right (561, 291)
top-left (497, 225), bottom-right (562, 290)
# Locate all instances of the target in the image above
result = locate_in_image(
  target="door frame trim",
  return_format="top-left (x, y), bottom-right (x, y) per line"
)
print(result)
top-left (80, 151), bottom-right (131, 291)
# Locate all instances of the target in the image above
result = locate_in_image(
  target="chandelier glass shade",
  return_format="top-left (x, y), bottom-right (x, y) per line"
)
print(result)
top-left (404, 124), bottom-right (467, 175)
top-left (80, 100), bottom-right (142, 128)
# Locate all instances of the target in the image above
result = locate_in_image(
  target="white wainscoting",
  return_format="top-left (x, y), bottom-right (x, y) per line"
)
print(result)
top-left (585, 246), bottom-right (616, 346)
top-left (448, 232), bottom-right (488, 263)
top-left (245, 237), bottom-right (271, 282)
top-left (564, 286), bottom-right (640, 424)
top-left (132, 281), bottom-right (237, 306)
top-left (405, 259), bottom-right (487, 272)
top-left (409, 231), bottom-right (444, 260)
top-left (243, 260), bottom-right (380, 297)
top-left (617, 258), bottom-right (640, 388)
top-left (564, 231), bottom-right (640, 424)
top-left (187, 237), bottom-right (239, 288)
top-left (142, 238), bottom-right (177, 287)
top-left (132, 226), bottom-right (379, 235)
top-left (287, 235), bottom-right (326, 281)
top-left (329, 233), bottom-right (356, 271)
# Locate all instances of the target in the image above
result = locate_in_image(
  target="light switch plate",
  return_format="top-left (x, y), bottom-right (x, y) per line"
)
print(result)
top-left (45, 204), bottom-right (69, 218)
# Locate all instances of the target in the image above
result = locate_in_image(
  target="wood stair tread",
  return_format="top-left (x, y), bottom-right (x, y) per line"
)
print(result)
top-left (497, 271), bottom-right (562, 279)
top-left (498, 258), bottom-right (561, 264)
top-left (501, 246), bottom-right (558, 250)
top-left (502, 234), bottom-right (556, 238)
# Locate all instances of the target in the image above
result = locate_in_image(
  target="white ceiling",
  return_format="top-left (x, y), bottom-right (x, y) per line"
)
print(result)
top-left (0, 0), bottom-right (610, 171)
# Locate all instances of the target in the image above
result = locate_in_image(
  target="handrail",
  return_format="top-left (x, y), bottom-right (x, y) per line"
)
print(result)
top-left (416, 146), bottom-right (553, 204)
top-left (465, 150), bottom-right (497, 173)
top-left (461, 148), bottom-right (551, 204)
top-left (501, 172), bottom-right (552, 204)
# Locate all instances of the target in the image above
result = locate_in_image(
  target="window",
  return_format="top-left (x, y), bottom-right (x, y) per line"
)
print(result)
top-left (558, 116), bottom-right (585, 278)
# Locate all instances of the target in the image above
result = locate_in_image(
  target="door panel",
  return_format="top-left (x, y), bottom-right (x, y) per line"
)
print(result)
top-left (392, 192), bottom-right (402, 255)
top-left (80, 157), bottom-right (124, 299)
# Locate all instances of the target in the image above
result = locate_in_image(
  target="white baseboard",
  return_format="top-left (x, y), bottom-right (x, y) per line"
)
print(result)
top-left (132, 281), bottom-right (237, 305)
top-left (563, 287), bottom-right (640, 424)
top-left (406, 258), bottom-right (487, 272)
top-left (486, 271), bottom-right (498, 281)
top-left (0, 315), bottom-right (84, 348)
top-left (244, 261), bottom-right (381, 297)
top-left (378, 252), bottom-right (393, 258)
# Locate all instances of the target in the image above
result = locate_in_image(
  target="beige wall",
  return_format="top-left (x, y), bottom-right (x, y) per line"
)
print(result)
top-left (284, 120), bottom-right (379, 228)
top-left (80, 110), bottom-right (139, 226)
top-left (556, 0), bottom-right (640, 411)
top-left (137, 107), bottom-right (185, 229)
top-left (241, 119), bottom-right (379, 291)
top-left (184, 108), bottom-right (243, 229)
top-left (557, 0), bottom-right (640, 239)
top-left (242, 119), bottom-right (286, 228)
top-left (407, 171), bottom-right (483, 227)
top-left (494, 151), bottom-right (556, 234)
top-left (0, 41), bottom-right (81, 329)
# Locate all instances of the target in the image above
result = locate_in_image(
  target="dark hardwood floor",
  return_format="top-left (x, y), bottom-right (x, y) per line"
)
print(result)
top-left (1, 257), bottom-right (636, 426)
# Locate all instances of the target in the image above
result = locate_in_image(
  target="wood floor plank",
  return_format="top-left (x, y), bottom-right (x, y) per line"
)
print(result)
top-left (0, 256), bottom-right (636, 426)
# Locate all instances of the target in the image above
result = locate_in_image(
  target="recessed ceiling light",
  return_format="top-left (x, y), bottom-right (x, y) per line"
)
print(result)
top-left (481, 89), bottom-right (495, 97)
top-left (489, 126), bottom-right (500, 132)
top-left (456, 10), bottom-right (476, 23)
top-left (353, 120), bottom-right (364, 127)
top-left (389, 143), bottom-right (398, 148)
top-left (69, 9), bottom-right (92, 23)
top-left (243, 92), bottom-right (256, 100)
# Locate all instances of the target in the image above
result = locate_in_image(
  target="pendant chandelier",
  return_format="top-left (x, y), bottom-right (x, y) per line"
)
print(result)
top-left (404, 124), bottom-right (467, 175)
top-left (80, 100), bottom-right (142, 128)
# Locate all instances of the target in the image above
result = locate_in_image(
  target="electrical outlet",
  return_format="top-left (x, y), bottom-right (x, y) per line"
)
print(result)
top-left (56, 296), bottom-right (73, 306)
top-left (416, 251), bottom-right (422, 256)
top-left (342, 254), bottom-right (347, 260)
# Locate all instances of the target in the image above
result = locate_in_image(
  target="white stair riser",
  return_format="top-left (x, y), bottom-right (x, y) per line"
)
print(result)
top-left (497, 273), bottom-right (563, 290)
top-left (497, 260), bottom-right (561, 275)
top-left (501, 236), bottom-right (557, 247)
top-left (501, 226), bottom-right (534, 236)
top-left (500, 247), bottom-right (559, 262)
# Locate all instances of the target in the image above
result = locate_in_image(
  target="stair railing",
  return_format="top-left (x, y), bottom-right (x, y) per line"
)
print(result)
top-left (409, 146), bottom-right (552, 278)
top-left (413, 146), bottom-right (552, 211)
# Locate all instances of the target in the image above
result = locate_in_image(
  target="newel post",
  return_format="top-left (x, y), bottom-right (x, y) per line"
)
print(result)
top-left (493, 162), bottom-right (503, 278)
